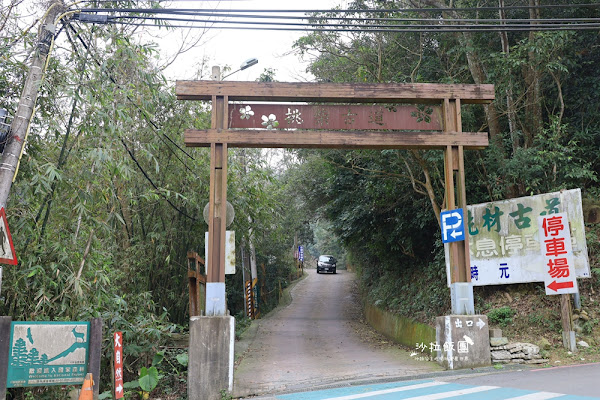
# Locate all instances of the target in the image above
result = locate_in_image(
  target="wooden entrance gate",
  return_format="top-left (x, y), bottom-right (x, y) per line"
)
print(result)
top-left (176, 79), bottom-right (494, 316)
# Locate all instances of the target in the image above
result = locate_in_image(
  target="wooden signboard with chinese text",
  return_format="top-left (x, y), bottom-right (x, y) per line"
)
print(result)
top-left (461, 189), bottom-right (589, 287)
top-left (229, 104), bottom-right (443, 131)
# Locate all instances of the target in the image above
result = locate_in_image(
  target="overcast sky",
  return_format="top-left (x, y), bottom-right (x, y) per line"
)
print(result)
top-left (154, 0), bottom-right (347, 82)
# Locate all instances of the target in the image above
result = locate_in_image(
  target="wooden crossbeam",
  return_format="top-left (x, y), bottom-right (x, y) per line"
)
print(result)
top-left (184, 129), bottom-right (488, 149)
top-left (176, 81), bottom-right (495, 104)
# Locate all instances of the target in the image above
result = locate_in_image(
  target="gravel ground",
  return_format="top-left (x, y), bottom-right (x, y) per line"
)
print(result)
top-left (233, 269), bottom-right (442, 398)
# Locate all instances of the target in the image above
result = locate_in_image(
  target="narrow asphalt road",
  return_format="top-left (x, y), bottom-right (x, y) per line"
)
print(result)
top-left (233, 269), bottom-right (441, 398)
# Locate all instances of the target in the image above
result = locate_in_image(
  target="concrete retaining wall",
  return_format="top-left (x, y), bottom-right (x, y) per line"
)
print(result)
top-left (364, 302), bottom-right (436, 352)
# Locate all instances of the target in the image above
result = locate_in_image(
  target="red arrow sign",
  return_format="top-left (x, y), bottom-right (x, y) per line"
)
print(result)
top-left (547, 280), bottom-right (574, 292)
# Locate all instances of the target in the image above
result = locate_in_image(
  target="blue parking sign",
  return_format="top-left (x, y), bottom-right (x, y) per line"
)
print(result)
top-left (440, 209), bottom-right (465, 243)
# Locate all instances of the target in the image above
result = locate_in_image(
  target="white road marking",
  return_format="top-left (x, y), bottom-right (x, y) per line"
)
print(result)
top-left (505, 393), bottom-right (565, 400)
top-left (320, 381), bottom-right (448, 400)
top-left (401, 385), bottom-right (498, 400)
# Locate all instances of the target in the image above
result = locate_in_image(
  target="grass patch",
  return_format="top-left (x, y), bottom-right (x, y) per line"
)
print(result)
top-left (488, 306), bottom-right (516, 327)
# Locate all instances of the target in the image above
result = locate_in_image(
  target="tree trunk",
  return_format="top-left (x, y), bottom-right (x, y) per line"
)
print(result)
top-left (524, 0), bottom-right (542, 147)
top-left (499, 0), bottom-right (519, 153)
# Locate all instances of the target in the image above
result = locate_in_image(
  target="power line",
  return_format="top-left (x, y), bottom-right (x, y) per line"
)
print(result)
top-left (77, 3), bottom-right (600, 14)
top-left (72, 3), bottom-right (600, 33)
top-left (106, 14), bottom-right (600, 30)
top-left (72, 7), bottom-right (600, 24)
top-left (88, 10), bottom-right (600, 24)
top-left (81, 0), bottom-right (247, 2)
top-left (121, 137), bottom-right (197, 221)
top-left (104, 19), bottom-right (600, 33)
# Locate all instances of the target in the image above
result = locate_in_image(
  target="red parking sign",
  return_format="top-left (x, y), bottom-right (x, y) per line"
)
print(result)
top-left (538, 213), bottom-right (577, 295)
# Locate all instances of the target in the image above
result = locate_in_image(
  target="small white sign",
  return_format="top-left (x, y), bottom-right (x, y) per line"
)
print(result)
top-left (205, 231), bottom-right (235, 275)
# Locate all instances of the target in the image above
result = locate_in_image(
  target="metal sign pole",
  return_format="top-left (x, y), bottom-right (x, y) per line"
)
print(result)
top-left (0, 266), bottom-right (2, 299)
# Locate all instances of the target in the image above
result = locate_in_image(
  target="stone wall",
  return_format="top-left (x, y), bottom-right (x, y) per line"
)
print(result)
top-left (489, 329), bottom-right (548, 365)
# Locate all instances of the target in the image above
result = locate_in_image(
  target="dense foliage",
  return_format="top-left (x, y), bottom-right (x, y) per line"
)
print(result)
top-left (290, 0), bottom-right (600, 321)
top-left (3, 0), bottom-right (600, 397)
top-left (0, 1), bottom-right (305, 398)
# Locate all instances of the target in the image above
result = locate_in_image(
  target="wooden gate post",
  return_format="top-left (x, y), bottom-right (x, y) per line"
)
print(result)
top-left (443, 99), bottom-right (471, 284)
top-left (206, 67), bottom-right (229, 316)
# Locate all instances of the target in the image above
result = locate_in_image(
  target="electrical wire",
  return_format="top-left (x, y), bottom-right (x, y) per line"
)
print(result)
top-left (65, 23), bottom-right (196, 170)
top-left (72, 3), bottom-right (600, 33)
top-left (121, 137), bottom-right (197, 221)
top-left (107, 20), bottom-right (600, 32)
top-left (3, 0), bottom-right (199, 220)
top-left (107, 14), bottom-right (600, 30)
top-left (77, 3), bottom-right (600, 14)
top-left (10, 7), bottom-right (81, 183)
top-left (86, 10), bottom-right (600, 24)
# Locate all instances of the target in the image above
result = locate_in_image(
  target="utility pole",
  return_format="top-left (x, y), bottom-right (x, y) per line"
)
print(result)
top-left (0, 0), bottom-right (65, 208)
top-left (0, 0), bottom-right (64, 302)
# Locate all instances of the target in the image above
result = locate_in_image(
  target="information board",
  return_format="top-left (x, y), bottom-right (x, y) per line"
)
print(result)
top-left (445, 189), bottom-right (590, 287)
top-left (7, 322), bottom-right (89, 387)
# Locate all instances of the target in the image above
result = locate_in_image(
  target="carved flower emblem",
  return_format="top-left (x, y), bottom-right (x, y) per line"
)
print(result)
top-left (261, 114), bottom-right (279, 129)
top-left (239, 105), bottom-right (254, 120)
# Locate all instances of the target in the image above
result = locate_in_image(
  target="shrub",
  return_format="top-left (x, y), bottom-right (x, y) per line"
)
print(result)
top-left (488, 306), bottom-right (516, 327)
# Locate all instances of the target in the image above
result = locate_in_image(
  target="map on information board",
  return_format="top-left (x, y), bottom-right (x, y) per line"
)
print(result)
top-left (7, 322), bottom-right (89, 388)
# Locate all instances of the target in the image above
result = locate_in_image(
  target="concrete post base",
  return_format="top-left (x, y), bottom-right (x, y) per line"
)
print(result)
top-left (188, 316), bottom-right (235, 400)
top-left (435, 315), bottom-right (491, 370)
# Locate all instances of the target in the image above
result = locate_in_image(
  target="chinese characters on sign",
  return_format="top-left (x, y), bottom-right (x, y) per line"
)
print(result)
top-left (114, 332), bottom-right (124, 399)
top-left (228, 104), bottom-right (443, 131)
top-left (413, 317), bottom-right (481, 362)
top-left (538, 213), bottom-right (578, 295)
top-left (7, 322), bottom-right (89, 388)
top-left (435, 315), bottom-right (490, 369)
top-left (411, 317), bottom-right (486, 361)
top-left (447, 189), bottom-right (589, 287)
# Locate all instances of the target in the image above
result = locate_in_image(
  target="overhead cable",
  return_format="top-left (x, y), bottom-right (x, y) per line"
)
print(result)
top-left (121, 137), bottom-right (197, 221)
top-left (79, 10), bottom-right (600, 24)
top-left (104, 19), bottom-right (600, 32)
top-left (77, 3), bottom-right (600, 13)
top-left (103, 14), bottom-right (600, 30)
